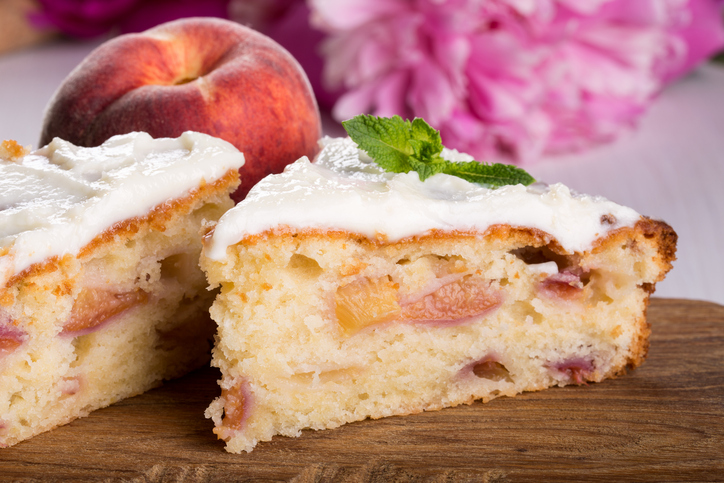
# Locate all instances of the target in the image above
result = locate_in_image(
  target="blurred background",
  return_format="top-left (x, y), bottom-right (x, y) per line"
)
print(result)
top-left (1, 0), bottom-right (723, 304)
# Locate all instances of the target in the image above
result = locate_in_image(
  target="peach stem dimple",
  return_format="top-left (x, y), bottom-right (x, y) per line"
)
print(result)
top-left (174, 76), bottom-right (198, 85)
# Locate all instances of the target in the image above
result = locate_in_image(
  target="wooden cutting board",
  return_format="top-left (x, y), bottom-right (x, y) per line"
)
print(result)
top-left (1, 298), bottom-right (722, 482)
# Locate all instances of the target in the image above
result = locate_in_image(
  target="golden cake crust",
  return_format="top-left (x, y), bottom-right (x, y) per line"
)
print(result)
top-left (1, 169), bottom-right (239, 300)
top-left (206, 217), bottom-right (676, 279)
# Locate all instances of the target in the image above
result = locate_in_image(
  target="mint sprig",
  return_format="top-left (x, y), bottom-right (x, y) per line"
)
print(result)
top-left (341, 114), bottom-right (535, 188)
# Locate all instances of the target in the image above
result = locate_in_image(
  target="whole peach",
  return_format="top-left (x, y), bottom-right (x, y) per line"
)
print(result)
top-left (39, 17), bottom-right (322, 201)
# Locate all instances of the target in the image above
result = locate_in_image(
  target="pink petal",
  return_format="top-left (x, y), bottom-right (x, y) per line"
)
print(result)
top-left (408, 59), bottom-right (458, 125)
top-left (666, 0), bottom-right (724, 80)
top-left (373, 71), bottom-right (411, 119)
top-left (332, 85), bottom-right (375, 121)
top-left (310, 0), bottom-right (408, 31)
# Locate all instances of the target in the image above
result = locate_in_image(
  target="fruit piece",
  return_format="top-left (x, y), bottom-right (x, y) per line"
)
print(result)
top-left (552, 358), bottom-right (594, 385)
top-left (0, 314), bottom-right (25, 358)
top-left (61, 287), bottom-right (148, 336)
top-left (39, 17), bottom-right (322, 201)
top-left (400, 276), bottom-right (502, 324)
top-left (335, 275), bottom-right (502, 334)
top-left (214, 380), bottom-right (252, 440)
top-left (335, 277), bottom-right (401, 335)
top-left (538, 271), bottom-right (584, 300)
top-left (59, 376), bottom-right (82, 396)
top-left (0, 334), bottom-right (23, 357)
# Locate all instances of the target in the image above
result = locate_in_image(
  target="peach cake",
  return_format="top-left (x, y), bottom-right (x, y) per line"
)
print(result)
top-left (0, 131), bottom-right (244, 447)
top-left (200, 136), bottom-right (677, 453)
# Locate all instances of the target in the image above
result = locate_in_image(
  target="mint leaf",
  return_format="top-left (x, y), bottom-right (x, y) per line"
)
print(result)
top-left (342, 114), bottom-right (535, 188)
top-left (409, 118), bottom-right (443, 161)
top-left (408, 157), bottom-right (439, 181)
top-left (440, 161), bottom-right (535, 187)
top-left (341, 115), bottom-right (413, 173)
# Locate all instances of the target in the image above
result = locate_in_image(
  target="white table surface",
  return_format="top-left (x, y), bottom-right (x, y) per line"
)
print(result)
top-left (1, 40), bottom-right (722, 305)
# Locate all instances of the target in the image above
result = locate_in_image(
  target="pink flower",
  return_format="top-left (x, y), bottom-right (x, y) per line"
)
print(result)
top-left (311, 0), bottom-right (724, 162)
top-left (31, 0), bottom-right (230, 38)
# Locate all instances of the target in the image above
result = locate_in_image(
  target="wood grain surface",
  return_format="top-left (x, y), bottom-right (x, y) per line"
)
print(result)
top-left (1, 298), bottom-right (722, 482)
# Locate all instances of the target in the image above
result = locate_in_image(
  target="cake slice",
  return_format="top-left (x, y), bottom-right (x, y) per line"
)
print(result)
top-left (200, 136), bottom-right (676, 454)
top-left (0, 131), bottom-right (244, 447)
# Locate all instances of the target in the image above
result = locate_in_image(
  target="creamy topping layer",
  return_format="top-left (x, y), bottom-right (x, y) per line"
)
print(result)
top-left (205, 137), bottom-right (641, 260)
top-left (1, 131), bottom-right (244, 286)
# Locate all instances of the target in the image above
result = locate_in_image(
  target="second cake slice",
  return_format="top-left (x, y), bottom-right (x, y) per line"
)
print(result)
top-left (0, 131), bottom-right (244, 447)
top-left (201, 136), bottom-right (676, 453)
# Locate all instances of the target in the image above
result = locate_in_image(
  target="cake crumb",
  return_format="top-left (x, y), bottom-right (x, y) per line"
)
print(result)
top-left (601, 214), bottom-right (617, 225)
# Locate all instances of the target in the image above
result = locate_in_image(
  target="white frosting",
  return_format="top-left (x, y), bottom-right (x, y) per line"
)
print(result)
top-left (1, 131), bottom-right (244, 286)
top-left (526, 261), bottom-right (560, 276)
top-left (205, 137), bottom-right (641, 260)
